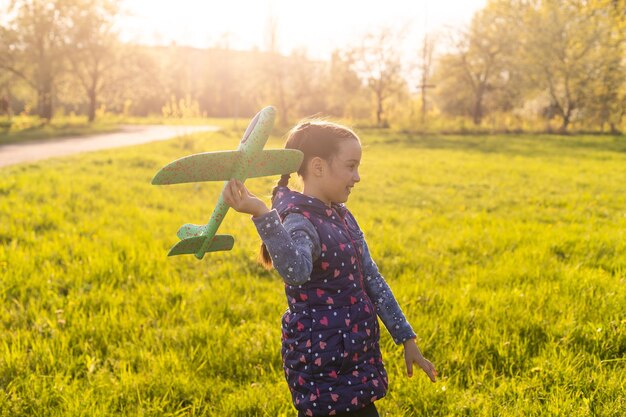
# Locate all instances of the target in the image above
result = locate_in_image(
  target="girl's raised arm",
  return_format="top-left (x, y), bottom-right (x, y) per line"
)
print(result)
top-left (223, 179), bottom-right (317, 285)
top-left (252, 210), bottom-right (319, 286)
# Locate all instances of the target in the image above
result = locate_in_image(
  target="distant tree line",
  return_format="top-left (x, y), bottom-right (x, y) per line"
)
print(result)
top-left (0, 0), bottom-right (624, 132)
top-left (433, 0), bottom-right (626, 133)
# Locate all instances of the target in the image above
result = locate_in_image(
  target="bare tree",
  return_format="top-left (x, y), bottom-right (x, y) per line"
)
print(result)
top-left (349, 27), bottom-right (408, 127)
top-left (456, 7), bottom-right (513, 125)
top-left (432, 1), bottom-right (520, 126)
top-left (326, 50), bottom-right (366, 118)
top-left (66, 0), bottom-right (119, 122)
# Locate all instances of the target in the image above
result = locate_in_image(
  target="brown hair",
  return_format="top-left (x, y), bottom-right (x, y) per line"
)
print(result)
top-left (258, 119), bottom-right (360, 269)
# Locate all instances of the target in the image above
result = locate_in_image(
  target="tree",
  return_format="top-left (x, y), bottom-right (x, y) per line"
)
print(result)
top-left (326, 50), bottom-right (367, 119)
top-left (349, 27), bottom-right (408, 127)
top-left (288, 50), bottom-right (328, 117)
top-left (65, 0), bottom-right (120, 122)
top-left (521, 0), bottom-right (614, 131)
top-left (0, 0), bottom-right (72, 120)
top-left (431, 52), bottom-right (475, 119)
top-left (434, 2), bottom-right (519, 125)
top-left (583, 0), bottom-right (626, 132)
top-left (106, 44), bottom-right (167, 116)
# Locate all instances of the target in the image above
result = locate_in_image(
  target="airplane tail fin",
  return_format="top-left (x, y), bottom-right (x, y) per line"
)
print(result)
top-left (167, 234), bottom-right (235, 258)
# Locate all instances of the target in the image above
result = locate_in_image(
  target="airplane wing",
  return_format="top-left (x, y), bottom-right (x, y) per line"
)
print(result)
top-left (151, 150), bottom-right (240, 185)
top-left (247, 149), bottom-right (304, 178)
top-left (151, 149), bottom-right (303, 185)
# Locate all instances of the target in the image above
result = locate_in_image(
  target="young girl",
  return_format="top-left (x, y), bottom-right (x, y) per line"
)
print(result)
top-left (222, 121), bottom-right (437, 417)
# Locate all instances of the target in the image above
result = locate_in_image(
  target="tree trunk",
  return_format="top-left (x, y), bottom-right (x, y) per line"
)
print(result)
top-left (0, 88), bottom-right (10, 120)
top-left (472, 96), bottom-right (483, 125)
top-left (472, 83), bottom-right (486, 126)
top-left (43, 93), bottom-right (52, 120)
top-left (376, 92), bottom-right (383, 127)
top-left (88, 90), bottom-right (97, 122)
top-left (38, 89), bottom-right (53, 121)
top-left (38, 75), bottom-right (54, 120)
top-left (559, 114), bottom-right (570, 132)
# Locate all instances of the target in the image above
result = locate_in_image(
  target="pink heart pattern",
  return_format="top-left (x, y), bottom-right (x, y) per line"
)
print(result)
top-left (272, 186), bottom-right (387, 414)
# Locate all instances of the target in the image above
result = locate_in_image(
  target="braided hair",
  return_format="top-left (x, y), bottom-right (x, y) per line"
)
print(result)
top-left (259, 119), bottom-right (360, 269)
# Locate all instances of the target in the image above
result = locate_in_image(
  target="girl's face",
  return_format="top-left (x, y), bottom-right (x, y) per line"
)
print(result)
top-left (322, 139), bottom-right (362, 204)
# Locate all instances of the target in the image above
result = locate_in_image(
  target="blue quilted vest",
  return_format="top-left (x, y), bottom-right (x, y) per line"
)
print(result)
top-left (273, 186), bottom-right (388, 416)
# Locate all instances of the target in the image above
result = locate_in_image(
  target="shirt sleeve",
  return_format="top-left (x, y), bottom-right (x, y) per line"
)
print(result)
top-left (361, 237), bottom-right (417, 345)
top-left (251, 209), bottom-right (321, 286)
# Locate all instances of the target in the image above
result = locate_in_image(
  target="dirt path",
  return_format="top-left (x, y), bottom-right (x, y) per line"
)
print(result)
top-left (0, 124), bottom-right (220, 167)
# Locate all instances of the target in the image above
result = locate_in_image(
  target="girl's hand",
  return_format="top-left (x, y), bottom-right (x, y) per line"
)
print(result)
top-left (222, 179), bottom-right (269, 218)
top-left (403, 338), bottom-right (437, 382)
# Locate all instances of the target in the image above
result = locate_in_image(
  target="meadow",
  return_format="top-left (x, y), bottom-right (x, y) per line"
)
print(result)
top-left (0, 128), bottom-right (624, 416)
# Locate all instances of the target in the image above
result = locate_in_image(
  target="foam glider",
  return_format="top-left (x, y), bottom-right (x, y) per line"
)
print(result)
top-left (151, 106), bottom-right (303, 259)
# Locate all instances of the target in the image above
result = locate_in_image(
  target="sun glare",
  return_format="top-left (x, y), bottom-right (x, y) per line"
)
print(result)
top-left (120, 0), bottom-right (487, 58)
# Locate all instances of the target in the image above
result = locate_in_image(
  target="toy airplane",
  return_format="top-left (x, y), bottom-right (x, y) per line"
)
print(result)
top-left (151, 106), bottom-right (303, 259)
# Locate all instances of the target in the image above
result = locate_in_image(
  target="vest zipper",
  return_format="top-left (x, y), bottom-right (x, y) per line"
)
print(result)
top-left (335, 208), bottom-right (387, 389)
top-left (334, 209), bottom-right (366, 292)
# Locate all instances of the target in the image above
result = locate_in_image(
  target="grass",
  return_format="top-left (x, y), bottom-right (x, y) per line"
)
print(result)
top-left (0, 130), bottom-right (624, 416)
top-left (0, 115), bottom-right (122, 145)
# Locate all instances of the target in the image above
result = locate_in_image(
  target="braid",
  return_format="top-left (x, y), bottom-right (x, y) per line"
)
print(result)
top-left (271, 173), bottom-right (291, 202)
top-left (260, 174), bottom-right (291, 269)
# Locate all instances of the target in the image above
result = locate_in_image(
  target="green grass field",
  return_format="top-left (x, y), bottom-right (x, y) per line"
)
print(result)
top-left (0, 130), bottom-right (624, 416)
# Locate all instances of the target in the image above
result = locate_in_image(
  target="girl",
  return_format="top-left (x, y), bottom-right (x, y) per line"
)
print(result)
top-left (222, 121), bottom-right (437, 417)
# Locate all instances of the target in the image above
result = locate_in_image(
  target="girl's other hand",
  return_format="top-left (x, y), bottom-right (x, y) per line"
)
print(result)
top-left (403, 338), bottom-right (437, 382)
top-left (222, 179), bottom-right (270, 218)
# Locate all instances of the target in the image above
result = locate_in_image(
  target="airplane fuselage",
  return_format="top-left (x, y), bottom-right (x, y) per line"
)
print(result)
top-left (194, 108), bottom-right (275, 258)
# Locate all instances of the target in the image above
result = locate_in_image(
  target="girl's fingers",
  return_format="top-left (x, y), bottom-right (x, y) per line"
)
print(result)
top-left (222, 184), bottom-right (232, 205)
top-left (236, 180), bottom-right (257, 200)
top-left (406, 357), bottom-right (413, 378)
top-left (428, 368), bottom-right (436, 382)
top-left (235, 180), bottom-right (246, 197)
top-left (226, 180), bottom-right (239, 208)
top-left (230, 180), bottom-right (240, 201)
top-left (426, 363), bottom-right (437, 382)
top-left (236, 180), bottom-right (251, 197)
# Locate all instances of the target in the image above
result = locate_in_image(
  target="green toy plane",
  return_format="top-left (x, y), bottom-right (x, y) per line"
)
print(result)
top-left (151, 106), bottom-right (303, 259)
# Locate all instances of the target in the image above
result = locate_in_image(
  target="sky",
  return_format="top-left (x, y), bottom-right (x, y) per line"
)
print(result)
top-left (119, 0), bottom-right (487, 60)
